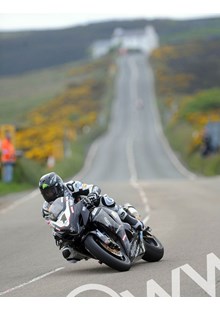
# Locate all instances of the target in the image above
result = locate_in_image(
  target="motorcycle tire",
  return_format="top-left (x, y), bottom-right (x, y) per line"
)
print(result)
top-left (142, 234), bottom-right (164, 262)
top-left (84, 234), bottom-right (131, 272)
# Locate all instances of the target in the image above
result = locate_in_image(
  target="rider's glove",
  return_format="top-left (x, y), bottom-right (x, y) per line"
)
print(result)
top-left (88, 192), bottom-right (100, 202)
top-left (83, 192), bottom-right (100, 208)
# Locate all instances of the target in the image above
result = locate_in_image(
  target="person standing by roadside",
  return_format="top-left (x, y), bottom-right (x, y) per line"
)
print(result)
top-left (0, 131), bottom-right (16, 183)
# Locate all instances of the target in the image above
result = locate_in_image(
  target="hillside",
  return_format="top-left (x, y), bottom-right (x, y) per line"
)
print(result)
top-left (152, 39), bottom-right (220, 95)
top-left (151, 37), bottom-right (220, 175)
top-left (0, 19), bottom-right (147, 76)
top-left (1, 17), bottom-right (220, 76)
top-left (0, 54), bottom-right (116, 190)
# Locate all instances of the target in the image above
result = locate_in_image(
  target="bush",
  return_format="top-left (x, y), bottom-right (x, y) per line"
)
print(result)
top-left (180, 88), bottom-right (220, 118)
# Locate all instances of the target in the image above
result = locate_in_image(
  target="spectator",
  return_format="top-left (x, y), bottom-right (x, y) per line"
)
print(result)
top-left (201, 128), bottom-right (212, 157)
top-left (0, 131), bottom-right (16, 183)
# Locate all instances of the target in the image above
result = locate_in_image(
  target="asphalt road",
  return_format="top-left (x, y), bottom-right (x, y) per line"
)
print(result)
top-left (1, 53), bottom-right (220, 297)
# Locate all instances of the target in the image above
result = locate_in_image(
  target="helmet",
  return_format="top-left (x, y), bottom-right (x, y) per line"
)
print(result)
top-left (39, 172), bottom-right (64, 203)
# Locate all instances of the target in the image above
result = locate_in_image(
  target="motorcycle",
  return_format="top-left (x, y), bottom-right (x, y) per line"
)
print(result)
top-left (48, 194), bottom-right (164, 272)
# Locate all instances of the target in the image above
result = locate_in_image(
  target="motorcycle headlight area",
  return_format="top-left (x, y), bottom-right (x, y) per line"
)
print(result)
top-left (49, 198), bottom-right (65, 221)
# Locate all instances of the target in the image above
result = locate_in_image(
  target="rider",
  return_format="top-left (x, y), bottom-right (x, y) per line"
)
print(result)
top-left (39, 172), bottom-right (145, 263)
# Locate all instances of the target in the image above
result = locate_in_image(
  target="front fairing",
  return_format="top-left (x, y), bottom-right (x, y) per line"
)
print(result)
top-left (49, 196), bottom-right (89, 236)
top-left (90, 207), bottom-right (131, 255)
top-left (129, 231), bottom-right (146, 262)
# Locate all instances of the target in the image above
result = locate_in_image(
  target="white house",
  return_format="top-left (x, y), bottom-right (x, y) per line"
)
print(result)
top-left (91, 25), bottom-right (159, 58)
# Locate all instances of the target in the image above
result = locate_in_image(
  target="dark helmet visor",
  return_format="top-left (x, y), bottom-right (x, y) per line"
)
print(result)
top-left (41, 187), bottom-right (58, 202)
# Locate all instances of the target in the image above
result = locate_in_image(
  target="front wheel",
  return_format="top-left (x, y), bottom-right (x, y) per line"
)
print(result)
top-left (84, 234), bottom-right (131, 272)
top-left (142, 233), bottom-right (164, 262)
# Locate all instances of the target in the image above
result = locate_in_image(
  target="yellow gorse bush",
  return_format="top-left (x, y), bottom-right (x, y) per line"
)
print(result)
top-left (15, 58), bottom-right (112, 162)
top-left (151, 42), bottom-right (220, 155)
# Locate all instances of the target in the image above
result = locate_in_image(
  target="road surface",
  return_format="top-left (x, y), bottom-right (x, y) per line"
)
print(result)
top-left (0, 53), bottom-right (220, 297)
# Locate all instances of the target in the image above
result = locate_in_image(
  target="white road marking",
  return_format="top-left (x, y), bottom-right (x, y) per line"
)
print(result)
top-left (126, 136), bottom-right (151, 224)
top-left (0, 189), bottom-right (39, 215)
top-left (0, 267), bottom-right (64, 296)
top-left (127, 57), bottom-right (151, 224)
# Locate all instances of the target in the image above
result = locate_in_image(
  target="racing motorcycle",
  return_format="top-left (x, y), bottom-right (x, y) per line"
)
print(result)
top-left (48, 194), bottom-right (164, 272)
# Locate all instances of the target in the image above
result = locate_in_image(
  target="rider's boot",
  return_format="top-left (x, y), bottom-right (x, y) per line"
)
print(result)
top-left (118, 204), bottom-right (144, 231)
top-left (123, 203), bottom-right (141, 220)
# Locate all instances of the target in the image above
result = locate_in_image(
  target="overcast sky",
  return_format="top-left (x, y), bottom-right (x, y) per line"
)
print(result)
top-left (1, 0), bottom-right (220, 31)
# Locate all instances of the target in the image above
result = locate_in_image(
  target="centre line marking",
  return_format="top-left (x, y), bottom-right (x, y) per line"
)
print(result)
top-left (126, 136), bottom-right (150, 224)
top-left (0, 267), bottom-right (64, 296)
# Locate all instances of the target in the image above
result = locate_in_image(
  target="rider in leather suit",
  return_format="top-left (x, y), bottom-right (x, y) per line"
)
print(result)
top-left (39, 172), bottom-right (144, 263)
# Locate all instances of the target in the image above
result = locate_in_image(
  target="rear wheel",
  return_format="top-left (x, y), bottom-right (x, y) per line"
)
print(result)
top-left (142, 233), bottom-right (164, 262)
top-left (84, 234), bottom-right (131, 272)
